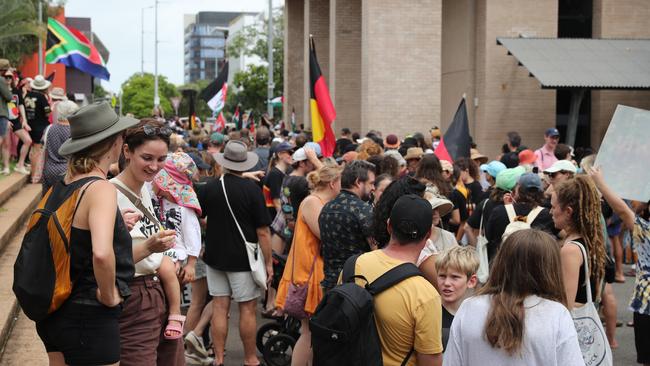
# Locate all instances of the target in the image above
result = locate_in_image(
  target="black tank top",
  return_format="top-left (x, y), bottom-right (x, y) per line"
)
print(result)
top-left (573, 238), bottom-right (598, 304)
top-left (55, 177), bottom-right (135, 305)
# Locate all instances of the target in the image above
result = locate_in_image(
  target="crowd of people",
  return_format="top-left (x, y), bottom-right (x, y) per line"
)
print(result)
top-left (3, 54), bottom-right (649, 366)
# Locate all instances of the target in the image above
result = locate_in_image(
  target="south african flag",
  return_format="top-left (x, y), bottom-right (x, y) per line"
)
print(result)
top-left (46, 18), bottom-right (110, 81)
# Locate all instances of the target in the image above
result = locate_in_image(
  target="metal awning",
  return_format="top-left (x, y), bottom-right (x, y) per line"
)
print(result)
top-left (497, 38), bottom-right (650, 89)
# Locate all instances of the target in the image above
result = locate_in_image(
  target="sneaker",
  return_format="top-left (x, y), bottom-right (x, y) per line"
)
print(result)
top-left (14, 166), bottom-right (29, 175)
top-left (185, 331), bottom-right (210, 358)
top-left (0, 168), bottom-right (9, 175)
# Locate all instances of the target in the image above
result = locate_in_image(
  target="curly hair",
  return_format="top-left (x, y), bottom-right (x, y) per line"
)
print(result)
top-left (357, 140), bottom-right (383, 161)
top-left (555, 175), bottom-right (606, 283)
top-left (371, 176), bottom-right (426, 248)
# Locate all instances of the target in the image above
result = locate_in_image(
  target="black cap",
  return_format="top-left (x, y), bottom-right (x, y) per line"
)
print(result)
top-left (390, 194), bottom-right (433, 242)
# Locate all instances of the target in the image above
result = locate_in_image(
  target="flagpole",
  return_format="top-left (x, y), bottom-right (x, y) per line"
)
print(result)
top-left (38, 1), bottom-right (43, 75)
top-left (153, 0), bottom-right (160, 109)
top-left (267, 0), bottom-right (274, 118)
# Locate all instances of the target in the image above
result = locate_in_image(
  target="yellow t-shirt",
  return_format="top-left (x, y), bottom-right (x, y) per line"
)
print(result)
top-left (353, 250), bottom-right (443, 366)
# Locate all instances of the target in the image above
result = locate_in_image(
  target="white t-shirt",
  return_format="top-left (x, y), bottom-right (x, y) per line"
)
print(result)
top-left (417, 228), bottom-right (458, 266)
top-left (111, 178), bottom-right (163, 276)
top-left (444, 295), bottom-right (583, 366)
top-left (150, 193), bottom-right (201, 262)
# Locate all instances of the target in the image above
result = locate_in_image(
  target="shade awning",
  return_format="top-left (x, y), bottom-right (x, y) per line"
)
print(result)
top-left (496, 38), bottom-right (650, 89)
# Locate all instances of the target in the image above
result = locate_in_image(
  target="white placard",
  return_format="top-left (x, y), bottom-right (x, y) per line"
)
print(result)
top-left (594, 105), bottom-right (650, 202)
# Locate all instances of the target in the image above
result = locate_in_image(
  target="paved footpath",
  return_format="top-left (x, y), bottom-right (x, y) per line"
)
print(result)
top-left (0, 273), bottom-right (641, 365)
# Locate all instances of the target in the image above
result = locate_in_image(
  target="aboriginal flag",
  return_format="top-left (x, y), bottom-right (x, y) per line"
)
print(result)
top-left (434, 97), bottom-right (471, 162)
top-left (309, 37), bottom-right (336, 157)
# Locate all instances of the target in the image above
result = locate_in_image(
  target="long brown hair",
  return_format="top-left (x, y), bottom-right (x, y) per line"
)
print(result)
top-left (554, 175), bottom-right (606, 282)
top-left (479, 229), bottom-right (567, 356)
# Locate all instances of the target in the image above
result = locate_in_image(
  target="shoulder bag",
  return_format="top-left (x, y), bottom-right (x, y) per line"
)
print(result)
top-left (475, 200), bottom-right (490, 283)
top-left (221, 177), bottom-right (267, 290)
top-left (569, 241), bottom-right (613, 366)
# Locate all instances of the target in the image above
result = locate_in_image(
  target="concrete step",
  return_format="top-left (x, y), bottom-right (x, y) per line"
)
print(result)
top-left (0, 184), bottom-right (43, 363)
top-left (0, 173), bottom-right (29, 211)
top-left (0, 310), bottom-right (47, 366)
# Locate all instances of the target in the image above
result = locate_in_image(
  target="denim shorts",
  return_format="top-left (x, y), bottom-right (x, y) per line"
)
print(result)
top-left (0, 116), bottom-right (9, 136)
top-left (36, 301), bottom-right (122, 365)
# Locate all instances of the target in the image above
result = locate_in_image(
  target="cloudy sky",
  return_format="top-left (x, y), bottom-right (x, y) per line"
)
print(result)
top-left (64, 0), bottom-right (279, 92)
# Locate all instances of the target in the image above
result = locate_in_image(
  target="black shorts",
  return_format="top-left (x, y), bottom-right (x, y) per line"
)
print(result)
top-left (10, 118), bottom-right (22, 132)
top-left (634, 312), bottom-right (650, 363)
top-left (36, 301), bottom-right (122, 365)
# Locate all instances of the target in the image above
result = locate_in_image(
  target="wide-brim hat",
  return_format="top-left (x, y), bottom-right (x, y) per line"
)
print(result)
top-left (59, 101), bottom-right (139, 156)
top-left (470, 148), bottom-right (488, 164)
top-left (404, 147), bottom-right (424, 160)
top-left (426, 195), bottom-right (453, 217)
top-left (0, 59), bottom-right (10, 71)
top-left (50, 87), bottom-right (66, 101)
top-left (215, 140), bottom-right (259, 171)
top-left (30, 75), bottom-right (51, 91)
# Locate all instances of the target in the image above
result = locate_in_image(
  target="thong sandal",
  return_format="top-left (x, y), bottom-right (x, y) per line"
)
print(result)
top-left (164, 314), bottom-right (186, 340)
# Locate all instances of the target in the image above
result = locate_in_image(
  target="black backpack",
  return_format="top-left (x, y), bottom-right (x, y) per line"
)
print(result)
top-left (310, 254), bottom-right (423, 366)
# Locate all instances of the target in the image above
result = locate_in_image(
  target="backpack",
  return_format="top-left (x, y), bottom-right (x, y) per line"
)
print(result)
top-left (13, 176), bottom-right (100, 321)
top-left (501, 204), bottom-right (544, 241)
top-left (310, 254), bottom-right (422, 366)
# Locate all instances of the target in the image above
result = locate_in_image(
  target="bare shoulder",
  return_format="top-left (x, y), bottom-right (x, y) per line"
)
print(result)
top-left (560, 242), bottom-right (583, 264)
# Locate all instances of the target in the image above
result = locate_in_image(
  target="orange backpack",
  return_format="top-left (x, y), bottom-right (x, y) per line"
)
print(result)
top-left (13, 177), bottom-right (100, 321)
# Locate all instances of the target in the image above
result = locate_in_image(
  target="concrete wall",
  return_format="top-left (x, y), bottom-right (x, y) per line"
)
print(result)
top-left (329, 0), bottom-right (362, 135)
top-left (473, 0), bottom-right (558, 159)
top-left (441, 0), bottom-right (476, 133)
top-left (591, 0), bottom-right (650, 150)
top-left (361, 0), bottom-right (442, 139)
top-left (283, 0), bottom-right (305, 127)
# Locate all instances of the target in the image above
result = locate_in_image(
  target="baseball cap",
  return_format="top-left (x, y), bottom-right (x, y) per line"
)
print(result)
top-left (390, 194), bottom-right (433, 241)
top-left (496, 166), bottom-right (525, 192)
top-left (545, 128), bottom-right (560, 137)
top-left (292, 147), bottom-right (308, 162)
top-left (210, 132), bottom-right (226, 145)
top-left (480, 160), bottom-right (507, 178)
top-left (544, 160), bottom-right (577, 174)
top-left (272, 141), bottom-right (295, 155)
top-left (518, 172), bottom-right (543, 192)
top-left (518, 149), bottom-right (536, 165)
top-left (304, 142), bottom-right (322, 157)
top-left (188, 152), bottom-right (211, 170)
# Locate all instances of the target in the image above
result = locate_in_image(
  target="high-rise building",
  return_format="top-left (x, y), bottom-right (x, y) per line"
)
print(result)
top-left (227, 13), bottom-right (265, 82)
top-left (184, 11), bottom-right (244, 83)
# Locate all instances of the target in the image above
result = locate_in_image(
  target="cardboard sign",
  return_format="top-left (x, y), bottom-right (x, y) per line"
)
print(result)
top-left (595, 105), bottom-right (650, 202)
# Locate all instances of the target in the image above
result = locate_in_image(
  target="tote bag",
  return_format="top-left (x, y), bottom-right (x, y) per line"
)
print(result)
top-left (569, 241), bottom-right (613, 366)
top-left (221, 178), bottom-right (267, 290)
top-left (476, 200), bottom-right (489, 283)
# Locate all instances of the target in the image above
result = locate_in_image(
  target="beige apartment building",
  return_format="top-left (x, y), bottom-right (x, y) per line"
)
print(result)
top-left (282, 0), bottom-right (650, 158)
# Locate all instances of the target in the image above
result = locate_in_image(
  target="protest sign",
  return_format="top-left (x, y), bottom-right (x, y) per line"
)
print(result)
top-left (595, 105), bottom-right (650, 202)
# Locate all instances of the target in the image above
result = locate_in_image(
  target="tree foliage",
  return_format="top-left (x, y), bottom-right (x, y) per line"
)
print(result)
top-left (121, 73), bottom-right (179, 119)
top-left (0, 0), bottom-right (61, 66)
top-left (226, 9), bottom-right (283, 114)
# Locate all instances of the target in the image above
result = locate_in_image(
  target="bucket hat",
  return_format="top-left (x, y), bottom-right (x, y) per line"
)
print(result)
top-left (384, 134), bottom-right (400, 149)
top-left (59, 102), bottom-right (139, 156)
top-left (426, 194), bottom-right (453, 217)
top-left (50, 87), bottom-right (67, 101)
top-left (153, 152), bottom-right (202, 216)
top-left (30, 75), bottom-right (51, 91)
top-left (215, 140), bottom-right (259, 172)
top-left (404, 147), bottom-right (424, 161)
top-left (496, 166), bottom-right (525, 192)
top-left (0, 59), bottom-right (10, 71)
top-left (470, 148), bottom-right (488, 164)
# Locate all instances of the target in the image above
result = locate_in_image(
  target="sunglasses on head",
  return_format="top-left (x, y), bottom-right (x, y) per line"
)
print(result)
top-left (143, 125), bottom-right (172, 137)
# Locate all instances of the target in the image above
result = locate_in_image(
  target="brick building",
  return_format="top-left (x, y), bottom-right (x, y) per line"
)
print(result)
top-left (283, 0), bottom-right (650, 158)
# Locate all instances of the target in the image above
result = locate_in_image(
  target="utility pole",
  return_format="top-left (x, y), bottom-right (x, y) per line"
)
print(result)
top-left (153, 0), bottom-right (160, 109)
top-left (38, 1), bottom-right (43, 75)
top-left (267, 0), bottom-right (274, 118)
top-left (141, 7), bottom-right (145, 74)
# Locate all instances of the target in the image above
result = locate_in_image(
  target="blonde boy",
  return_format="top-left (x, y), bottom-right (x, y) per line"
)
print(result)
top-left (435, 246), bottom-right (479, 351)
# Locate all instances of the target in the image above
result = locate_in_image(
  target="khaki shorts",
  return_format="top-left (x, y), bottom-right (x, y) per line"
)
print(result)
top-left (206, 266), bottom-right (261, 302)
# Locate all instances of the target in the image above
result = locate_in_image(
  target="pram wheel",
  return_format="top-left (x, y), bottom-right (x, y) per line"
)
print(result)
top-left (263, 334), bottom-right (295, 366)
top-left (256, 322), bottom-right (282, 353)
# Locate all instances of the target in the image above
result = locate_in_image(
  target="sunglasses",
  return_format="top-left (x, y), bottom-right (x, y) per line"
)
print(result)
top-left (143, 125), bottom-right (172, 137)
top-left (546, 171), bottom-right (568, 178)
top-left (3, 76), bottom-right (12, 80)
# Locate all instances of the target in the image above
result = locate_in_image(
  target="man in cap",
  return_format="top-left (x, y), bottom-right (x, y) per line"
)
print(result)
top-left (198, 140), bottom-right (273, 366)
top-left (350, 194), bottom-right (443, 366)
top-left (263, 141), bottom-right (295, 219)
top-left (207, 132), bottom-right (228, 154)
top-left (534, 128), bottom-right (560, 171)
top-left (542, 159), bottom-right (577, 201)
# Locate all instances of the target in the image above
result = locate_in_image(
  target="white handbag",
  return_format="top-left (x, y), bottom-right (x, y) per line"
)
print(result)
top-left (221, 178), bottom-right (268, 290)
top-left (476, 200), bottom-right (490, 283)
top-left (569, 241), bottom-right (613, 366)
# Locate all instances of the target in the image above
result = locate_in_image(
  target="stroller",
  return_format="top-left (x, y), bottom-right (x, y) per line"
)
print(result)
top-left (256, 252), bottom-right (301, 366)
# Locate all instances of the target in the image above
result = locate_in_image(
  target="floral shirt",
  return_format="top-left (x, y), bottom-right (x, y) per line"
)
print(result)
top-left (319, 190), bottom-right (373, 290)
top-left (630, 215), bottom-right (650, 315)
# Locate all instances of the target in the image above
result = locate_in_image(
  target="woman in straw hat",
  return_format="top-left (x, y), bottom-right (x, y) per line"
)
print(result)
top-left (34, 102), bottom-right (174, 366)
top-left (24, 75), bottom-right (52, 183)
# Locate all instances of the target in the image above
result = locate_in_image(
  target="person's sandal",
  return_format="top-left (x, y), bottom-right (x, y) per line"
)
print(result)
top-left (164, 314), bottom-right (186, 340)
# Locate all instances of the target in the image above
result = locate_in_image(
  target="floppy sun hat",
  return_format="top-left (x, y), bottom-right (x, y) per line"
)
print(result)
top-left (153, 152), bottom-right (202, 216)
top-left (59, 102), bottom-right (139, 156)
top-left (215, 140), bottom-right (259, 172)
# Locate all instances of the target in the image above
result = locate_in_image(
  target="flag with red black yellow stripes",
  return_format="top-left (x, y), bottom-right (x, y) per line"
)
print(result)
top-left (309, 36), bottom-right (336, 157)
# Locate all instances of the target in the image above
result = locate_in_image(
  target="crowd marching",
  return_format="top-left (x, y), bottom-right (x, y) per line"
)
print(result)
top-left (2, 57), bottom-right (649, 366)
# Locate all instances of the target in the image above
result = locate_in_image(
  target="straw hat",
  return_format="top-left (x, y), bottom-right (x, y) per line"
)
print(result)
top-left (470, 148), bottom-right (488, 164)
top-left (50, 87), bottom-right (67, 101)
